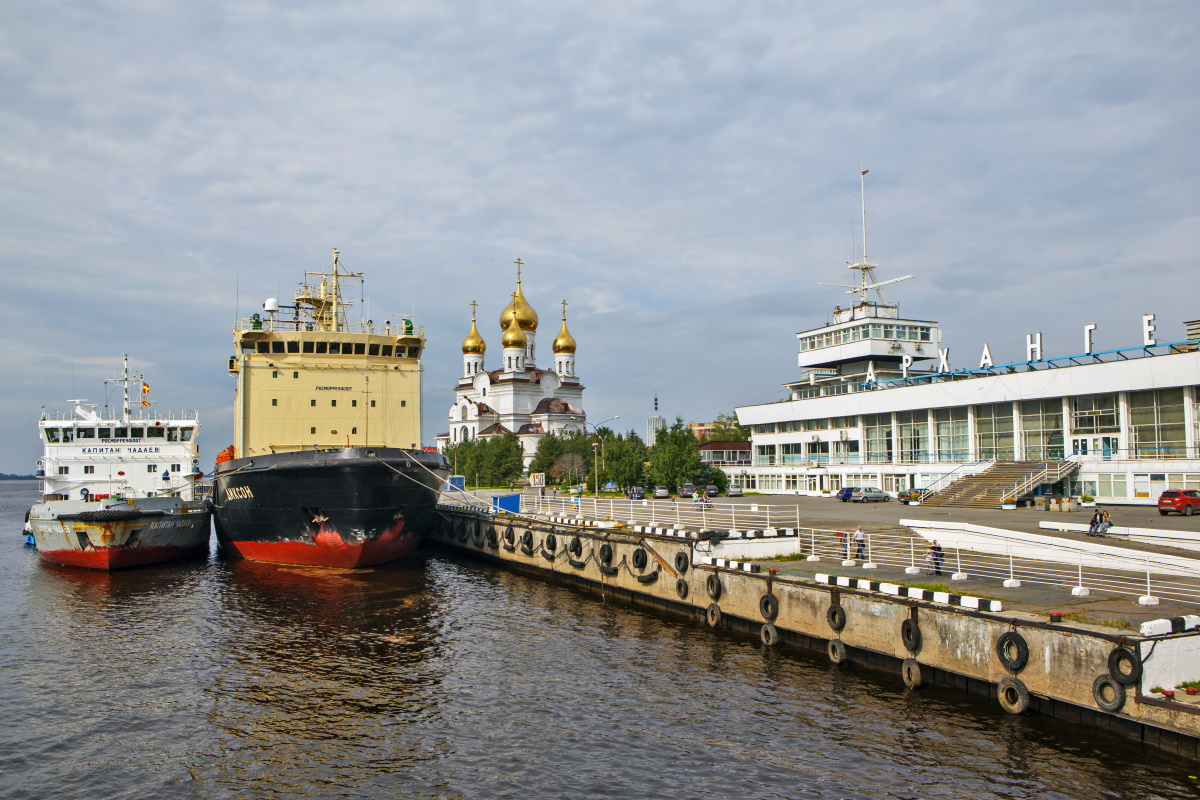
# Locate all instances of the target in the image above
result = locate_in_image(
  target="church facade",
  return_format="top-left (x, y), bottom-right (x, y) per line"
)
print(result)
top-left (435, 262), bottom-right (587, 470)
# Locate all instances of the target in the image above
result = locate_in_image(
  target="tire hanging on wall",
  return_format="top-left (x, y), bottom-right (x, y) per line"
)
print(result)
top-left (759, 593), bottom-right (779, 621)
top-left (996, 631), bottom-right (1029, 672)
top-left (827, 604), bottom-right (846, 632)
top-left (544, 533), bottom-right (557, 552)
top-left (901, 658), bottom-right (925, 689)
top-left (901, 618), bottom-right (922, 653)
top-left (1107, 646), bottom-right (1142, 686)
top-left (760, 623), bottom-right (780, 646)
top-left (631, 548), bottom-right (648, 570)
top-left (1092, 673), bottom-right (1126, 713)
top-left (827, 639), bottom-right (847, 665)
top-left (705, 574), bottom-right (722, 601)
top-left (674, 551), bottom-right (689, 575)
top-left (569, 536), bottom-right (583, 557)
top-left (675, 578), bottom-right (689, 599)
top-left (997, 676), bottom-right (1031, 714)
top-left (598, 543), bottom-right (613, 565)
top-left (706, 603), bottom-right (722, 628)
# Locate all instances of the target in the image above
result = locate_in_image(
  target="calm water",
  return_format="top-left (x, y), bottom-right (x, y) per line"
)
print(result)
top-left (1, 480), bottom-right (1197, 799)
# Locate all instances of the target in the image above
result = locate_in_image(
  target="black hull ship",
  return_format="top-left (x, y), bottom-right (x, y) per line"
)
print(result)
top-left (213, 447), bottom-right (447, 568)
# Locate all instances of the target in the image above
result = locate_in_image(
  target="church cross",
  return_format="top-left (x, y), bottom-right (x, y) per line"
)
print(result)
top-left (561, 299), bottom-right (568, 320)
top-left (470, 300), bottom-right (478, 321)
top-left (514, 257), bottom-right (523, 282)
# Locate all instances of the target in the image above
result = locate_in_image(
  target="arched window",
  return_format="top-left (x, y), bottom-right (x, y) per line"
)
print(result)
top-left (460, 405), bottom-right (468, 421)
top-left (461, 426), bottom-right (469, 441)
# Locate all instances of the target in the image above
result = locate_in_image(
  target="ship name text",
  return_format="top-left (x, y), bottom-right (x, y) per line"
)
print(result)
top-left (225, 486), bottom-right (255, 500)
top-left (82, 446), bottom-right (161, 454)
top-left (315, 386), bottom-right (353, 391)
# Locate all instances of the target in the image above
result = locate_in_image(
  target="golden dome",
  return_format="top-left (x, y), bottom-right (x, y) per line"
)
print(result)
top-left (501, 309), bottom-right (528, 348)
top-left (500, 275), bottom-right (538, 331)
top-left (461, 316), bottom-right (486, 354)
top-left (553, 304), bottom-right (576, 354)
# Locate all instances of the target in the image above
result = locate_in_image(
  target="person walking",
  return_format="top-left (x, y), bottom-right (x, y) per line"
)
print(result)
top-left (836, 529), bottom-right (847, 558)
top-left (853, 526), bottom-right (866, 560)
top-left (931, 540), bottom-right (944, 575)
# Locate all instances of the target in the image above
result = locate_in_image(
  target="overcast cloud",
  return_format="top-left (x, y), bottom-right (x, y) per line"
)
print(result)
top-left (1, 1), bottom-right (1197, 472)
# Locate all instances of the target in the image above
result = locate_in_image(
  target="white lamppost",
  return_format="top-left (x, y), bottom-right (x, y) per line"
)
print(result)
top-left (587, 415), bottom-right (620, 497)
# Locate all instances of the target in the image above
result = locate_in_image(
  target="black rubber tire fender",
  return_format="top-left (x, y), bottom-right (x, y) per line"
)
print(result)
top-left (1092, 673), bottom-right (1126, 712)
top-left (598, 543), bottom-right (614, 565)
top-left (759, 593), bottom-right (779, 621)
top-left (706, 603), bottom-right (722, 628)
top-left (760, 623), bottom-right (780, 646)
top-left (827, 604), bottom-right (846, 632)
top-left (996, 631), bottom-right (1029, 672)
top-left (901, 618), bottom-right (922, 653)
top-left (631, 547), bottom-right (648, 570)
top-left (520, 530), bottom-right (533, 548)
top-left (705, 574), bottom-right (722, 601)
top-left (1108, 646), bottom-right (1142, 686)
top-left (827, 639), bottom-right (847, 665)
top-left (675, 578), bottom-right (689, 599)
top-left (673, 551), bottom-right (690, 575)
top-left (998, 676), bottom-right (1031, 714)
top-left (569, 536), bottom-right (583, 557)
top-left (544, 533), bottom-right (557, 553)
top-left (901, 658), bottom-right (925, 689)
top-left (504, 526), bottom-right (515, 544)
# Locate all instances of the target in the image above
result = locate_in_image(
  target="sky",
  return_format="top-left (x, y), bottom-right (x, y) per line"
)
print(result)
top-left (2, 1), bottom-right (1198, 473)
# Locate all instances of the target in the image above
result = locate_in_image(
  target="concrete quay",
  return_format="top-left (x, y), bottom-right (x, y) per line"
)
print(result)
top-left (432, 501), bottom-right (1200, 761)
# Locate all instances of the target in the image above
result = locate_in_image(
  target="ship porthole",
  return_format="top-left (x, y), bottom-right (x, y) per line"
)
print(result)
top-left (366, 450), bottom-right (376, 457)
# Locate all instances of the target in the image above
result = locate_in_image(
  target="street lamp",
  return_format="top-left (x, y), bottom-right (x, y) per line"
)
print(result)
top-left (586, 415), bottom-right (620, 497)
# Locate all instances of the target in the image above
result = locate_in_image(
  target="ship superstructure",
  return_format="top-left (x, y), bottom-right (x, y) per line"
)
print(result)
top-left (213, 249), bottom-right (449, 568)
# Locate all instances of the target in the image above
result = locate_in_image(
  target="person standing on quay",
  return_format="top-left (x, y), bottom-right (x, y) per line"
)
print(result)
top-left (931, 540), bottom-right (944, 575)
top-left (836, 529), bottom-right (847, 558)
top-left (853, 526), bottom-right (866, 560)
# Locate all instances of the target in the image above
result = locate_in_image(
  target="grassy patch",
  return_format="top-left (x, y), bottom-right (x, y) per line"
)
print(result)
top-left (905, 581), bottom-right (950, 593)
top-left (761, 553), bottom-right (810, 562)
top-left (1060, 613), bottom-right (1138, 631)
top-left (1179, 680), bottom-right (1200, 690)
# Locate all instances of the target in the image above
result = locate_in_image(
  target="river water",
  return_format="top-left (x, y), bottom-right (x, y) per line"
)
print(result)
top-left (1, 480), bottom-right (1196, 799)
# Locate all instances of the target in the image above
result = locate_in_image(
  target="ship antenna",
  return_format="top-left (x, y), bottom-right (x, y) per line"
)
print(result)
top-left (860, 168), bottom-right (869, 268)
top-left (331, 248), bottom-right (340, 333)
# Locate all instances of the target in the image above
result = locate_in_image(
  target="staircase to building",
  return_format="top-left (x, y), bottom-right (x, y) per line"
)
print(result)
top-left (921, 461), bottom-right (1050, 509)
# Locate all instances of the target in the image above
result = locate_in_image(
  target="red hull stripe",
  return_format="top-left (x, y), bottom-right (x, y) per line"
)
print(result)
top-left (38, 543), bottom-right (207, 571)
top-left (226, 535), bottom-right (420, 568)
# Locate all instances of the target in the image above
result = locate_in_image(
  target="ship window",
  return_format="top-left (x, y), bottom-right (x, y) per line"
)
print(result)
top-left (310, 427), bottom-right (316, 434)
top-left (58, 466), bottom-right (69, 475)
top-left (167, 428), bottom-right (179, 441)
top-left (77, 428), bottom-right (95, 439)
top-left (352, 400), bottom-right (357, 407)
top-left (180, 428), bottom-right (193, 441)
top-left (84, 465), bottom-right (94, 474)
top-left (287, 340), bottom-right (300, 353)
top-left (382, 345), bottom-right (393, 357)
top-left (408, 346), bottom-right (421, 357)
top-left (370, 400), bottom-right (376, 407)
top-left (316, 341), bottom-right (328, 354)
top-left (302, 341), bottom-right (314, 353)
top-left (401, 400), bottom-right (407, 407)
top-left (272, 371), bottom-right (278, 378)
top-left (271, 399), bottom-right (278, 406)
top-left (368, 343), bottom-right (380, 356)
top-left (171, 464), bottom-right (181, 472)
top-left (147, 426), bottom-right (165, 438)
top-left (257, 341), bottom-right (269, 353)
top-left (329, 342), bottom-right (341, 354)
top-left (293, 372), bottom-right (299, 379)
top-left (240, 337), bottom-right (256, 353)
top-left (331, 399), bottom-right (337, 407)
top-left (130, 427), bottom-right (144, 438)
top-left (354, 343), bottom-right (366, 355)
top-left (114, 427), bottom-right (128, 437)
top-left (147, 465), bottom-right (157, 472)
top-left (352, 427), bottom-right (357, 434)
top-left (45, 429), bottom-right (60, 442)
top-left (62, 429), bottom-right (74, 442)
top-left (311, 399), bottom-right (316, 407)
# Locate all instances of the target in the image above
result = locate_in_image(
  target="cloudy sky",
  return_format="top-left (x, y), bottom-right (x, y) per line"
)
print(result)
top-left (2, 1), bottom-right (1197, 473)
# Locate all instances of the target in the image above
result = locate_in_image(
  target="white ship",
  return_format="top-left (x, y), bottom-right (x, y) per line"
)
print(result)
top-left (27, 356), bottom-right (212, 570)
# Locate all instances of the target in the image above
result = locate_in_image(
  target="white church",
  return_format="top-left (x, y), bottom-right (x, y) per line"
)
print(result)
top-left (435, 261), bottom-right (587, 469)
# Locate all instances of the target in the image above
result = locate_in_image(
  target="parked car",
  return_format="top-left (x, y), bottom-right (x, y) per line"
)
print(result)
top-left (654, 486), bottom-right (670, 499)
top-left (627, 486), bottom-right (645, 500)
top-left (726, 485), bottom-right (744, 497)
top-left (1158, 489), bottom-right (1200, 516)
top-left (679, 483), bottom-right (696, 498)
top-left (835, 486), bottom-right (859, 502)
top-left (848, 487), bottom-right (890, 503)
top-left (704, 485), bottom-right (719, 497)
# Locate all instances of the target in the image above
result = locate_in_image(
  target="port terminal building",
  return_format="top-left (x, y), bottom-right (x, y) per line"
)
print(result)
top-left (732, 271), bottom-right (1200, 506)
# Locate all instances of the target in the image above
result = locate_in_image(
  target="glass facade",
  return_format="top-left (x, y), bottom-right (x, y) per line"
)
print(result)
top-left (864, 413), bottom-right (892, 464)
top-left (896, 410), bottom-right (929, 463)
top-left (974, 402), bottom-right (1015, 460)
top-left (1070, 393), bottom-right (1118, 434)
top-left (1019, 398), bottom-right (1064, 460)
top-left (934, 407), bottom-right (969, 463)
top-left (1128, 388), bottom-right (1186, 457)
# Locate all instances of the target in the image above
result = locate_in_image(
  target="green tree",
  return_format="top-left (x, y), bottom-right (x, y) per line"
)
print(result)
top-left (529, 431), bottom-right (566, 476)
top-left (607, 430), bottom-right (646, 490)
top-left (647, 418), bottom-right (703, 491)
top-left (489, 432), bottom-right (525, 486)
top-left (706, 411), bottom-right (751, 442)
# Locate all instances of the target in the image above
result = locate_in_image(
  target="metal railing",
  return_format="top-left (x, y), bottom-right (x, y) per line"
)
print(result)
top-left (235, 316), bottom-right (424, 338)
top-left (1001, 458), bottom-right (1079, 502)
top-left (514, 494), bottom-right (1200, 606)
top-left (917, 461), bottom-right (991, 501)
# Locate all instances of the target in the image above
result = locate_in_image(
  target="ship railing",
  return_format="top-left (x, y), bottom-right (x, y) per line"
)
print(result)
top-left (235, 316), bottom-right (424, 338)
top-left (40, 409), bottom-right (200, 422)
top-left (520, 494), bottom-right (1200, 607)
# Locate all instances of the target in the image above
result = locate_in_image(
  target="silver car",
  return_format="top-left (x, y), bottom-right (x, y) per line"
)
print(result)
top-left (726, 485), bottom-right (743, 497)
top-left (851, 487), bottom-right (890, 503)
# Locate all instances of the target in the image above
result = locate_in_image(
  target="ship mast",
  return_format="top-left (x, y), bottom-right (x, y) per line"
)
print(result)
top-left (297, 248), bottom-right (363, 332)
top-left (104, 354), bottom-right (134, 422)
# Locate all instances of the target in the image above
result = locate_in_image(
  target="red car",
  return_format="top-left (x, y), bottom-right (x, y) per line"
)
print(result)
top-left (1158, 490), bottom-right (1200, 516)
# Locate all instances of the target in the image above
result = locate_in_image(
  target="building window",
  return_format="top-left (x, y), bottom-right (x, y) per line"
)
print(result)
top-left (974, 402), bottom-right (1014, 461)
top-left (83, 465), bottom-right (94, 474)
top-left (864, 413), bottom-right (893, 464)
top-left (1128, 388), bottom-right (1186, 458)
top-left (896, 410), bottom-right (929, 464)
top-left (1070, 394), bottom-right (1118, 434)
top-left (1097, 473), bottom-right (1128, 498)
top-left (934, 407), bottom-right (969, 463)
top-left (1019, 398), bottom-right (1064, 460)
